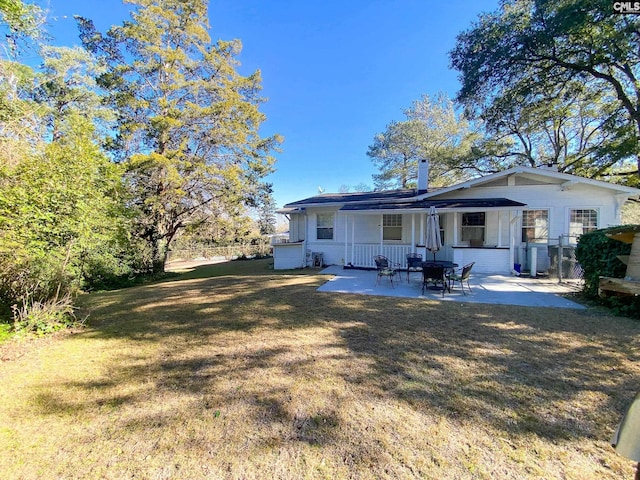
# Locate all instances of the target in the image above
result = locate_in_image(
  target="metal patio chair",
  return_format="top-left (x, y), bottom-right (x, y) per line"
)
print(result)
top-left (421, 264), bottom-right (449, 297)
top-left (446, 262), bottom-right (475, 295)
top-left (406, 252), bottom-right (423, 283)
top-left (374, 255), bottom-right (398, 288)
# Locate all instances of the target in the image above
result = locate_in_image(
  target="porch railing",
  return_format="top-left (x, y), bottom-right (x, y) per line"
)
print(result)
top-left (349, 244), bottom-right (414, 269)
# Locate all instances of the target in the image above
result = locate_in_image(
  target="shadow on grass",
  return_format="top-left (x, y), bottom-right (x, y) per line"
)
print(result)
top-left (161, 257), bottom-right (315, 281)
top-left (42, 258), bottom-right (640, 460)
top-left (336, 304), bottom-right (640, 441)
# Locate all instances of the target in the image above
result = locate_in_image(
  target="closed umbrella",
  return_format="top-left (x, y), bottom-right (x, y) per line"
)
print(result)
top-left (611, 391), bottom-right (640, 479)
top-left (425, 205), bottom-right (442, 262)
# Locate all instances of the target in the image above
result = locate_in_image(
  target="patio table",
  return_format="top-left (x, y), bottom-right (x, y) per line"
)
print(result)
top-left (421, 261), bottom-right (458, 292)
top-left (421, 261), bottom-right (458, 272)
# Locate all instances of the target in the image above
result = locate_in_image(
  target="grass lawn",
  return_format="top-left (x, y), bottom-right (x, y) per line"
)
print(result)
top-left (1, 258), bottom-right (639, 479)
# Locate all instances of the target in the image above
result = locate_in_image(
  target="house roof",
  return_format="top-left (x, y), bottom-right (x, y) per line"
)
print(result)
top-left (416, 166), bottom-right (640, 200)
top-left (284, 189), bottom-right (417, 207)
top-left (282, 166), bottom-right (640, 211)
top-left (340, 198), bottom-right (526, 212)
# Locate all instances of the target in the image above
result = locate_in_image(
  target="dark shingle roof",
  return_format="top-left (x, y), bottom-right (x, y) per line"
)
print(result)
top-left (284, 189), bottom-right (418, 207)
top-left (340, 198), bottom-right (526, 211)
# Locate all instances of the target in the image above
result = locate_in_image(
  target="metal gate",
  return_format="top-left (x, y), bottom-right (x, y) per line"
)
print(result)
top-left (548, 244), bottom-right (583, 281)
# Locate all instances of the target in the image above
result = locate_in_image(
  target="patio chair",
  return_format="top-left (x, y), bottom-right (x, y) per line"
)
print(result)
top-left (421, 264), bottom-right (449, 297)
top-left (374, 255), bottom-right (398, 288)
top-left (447, 262), bottom-right (475, 295)
top-left (406, 252), bottom-right (423, 282)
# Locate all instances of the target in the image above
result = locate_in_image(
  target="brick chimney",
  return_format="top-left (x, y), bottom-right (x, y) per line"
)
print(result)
top-left (417, 158), bottom-right (429, 193)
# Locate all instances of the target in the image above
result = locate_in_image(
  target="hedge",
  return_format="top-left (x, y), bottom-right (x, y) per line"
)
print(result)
top-left (575, 225), bottom-right (639, 318)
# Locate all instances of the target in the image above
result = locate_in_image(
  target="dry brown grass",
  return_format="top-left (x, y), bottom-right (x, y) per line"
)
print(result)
top-left (1, 258), bottom-right (639, 479)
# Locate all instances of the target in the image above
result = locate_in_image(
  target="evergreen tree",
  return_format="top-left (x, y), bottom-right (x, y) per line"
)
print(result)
top-left (257, 186), bottom-right (276, 236)
top-left (77, 0), bottom-right (282, 272)
top-left (367, 93), bottom-right (478, 189)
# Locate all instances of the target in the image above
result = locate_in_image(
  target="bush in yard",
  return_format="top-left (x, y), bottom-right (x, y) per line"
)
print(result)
top-left (575, 225), bottom-right (639, 318)
top-left (11, 293), bottom-right (80, 335)
top-left (0, 114), bottom-right (133, 330)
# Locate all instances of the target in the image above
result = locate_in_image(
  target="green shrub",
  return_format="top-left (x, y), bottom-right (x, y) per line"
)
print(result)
top-left (11, 293), bottom-right (82, 336)
top-left (0, 323), bottom-right (11, 342)
top-left (575, 227), bottom-right (632, 296)
top-left (576, 225), bottom-right (640, 318)
top-left (0, 246), bottom-right (79, 318)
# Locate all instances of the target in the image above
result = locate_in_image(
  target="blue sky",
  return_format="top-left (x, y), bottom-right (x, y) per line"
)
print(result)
top-left (42, 0), bottom-right (499, 208)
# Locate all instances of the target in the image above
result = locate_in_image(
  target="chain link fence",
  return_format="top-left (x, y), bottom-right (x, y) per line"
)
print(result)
top-left (515, 236), bottom-right (584, 282)
top-left (166, 242), bottom-right (271, 264)
top-left (547, 235), bottom-right (584, 281)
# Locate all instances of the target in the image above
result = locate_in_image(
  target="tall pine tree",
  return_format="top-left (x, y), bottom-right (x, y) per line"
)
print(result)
top-left (77, 0), bottom-right (282, 272)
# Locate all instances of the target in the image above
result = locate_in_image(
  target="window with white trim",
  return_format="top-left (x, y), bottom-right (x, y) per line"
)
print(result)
top-left (461, 212), bottom-right (485, 242)
top-left (316, 213), bottom-right (334, 240)
top-left (522, 210), bottom-right (549, 243)
top-left (383, 214), bottom-right (402, 241)
top-left (569, 209), bottom-right (598, 236)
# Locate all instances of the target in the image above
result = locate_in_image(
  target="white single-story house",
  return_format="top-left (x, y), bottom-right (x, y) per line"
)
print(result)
top-left (273, 160), bottom-right (640, 275)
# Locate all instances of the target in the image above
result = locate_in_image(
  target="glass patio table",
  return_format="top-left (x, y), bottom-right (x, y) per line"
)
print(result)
top-left (421, 260), bottom-right (458, 272)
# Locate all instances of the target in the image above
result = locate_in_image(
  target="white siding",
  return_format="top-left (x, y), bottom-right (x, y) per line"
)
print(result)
top-left (289, 213), bottom-right (306, 242)
top-left (273, 243), bottom-right (305, 269)
top-left (276, 173), bottom-right (635, 272)
top-left (452, 247), bottom-right (510, 274)
top-left (445, 183), bottom-right (620, 239)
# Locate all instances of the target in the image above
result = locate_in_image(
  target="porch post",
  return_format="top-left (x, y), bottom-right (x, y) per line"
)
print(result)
top-left (453, 213), bottom-right (459, 245)
top-left (351, 217), bottom-right (355, 265)
top-left (303, 213), bottom-right (308, 267)
top-left (344, 214), bottom-right (348, 266)
top-left (380, 214), bottom-right (384, 254)
top-left (509, 212), bottom-right (514, 273)
top-left (509, 211), bottom-right (520, 275)
top-left (498, 211), bottom-right (503, 247)
top-left (420, 212), bottom-right (426, 258)
top-left (411, 214), bottom-right (416, 252)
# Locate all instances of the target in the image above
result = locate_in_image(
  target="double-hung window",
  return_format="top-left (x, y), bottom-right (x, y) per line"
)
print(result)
top-left (522, 210), bottom-right (549, 243)
top-left (316, 213), bottom-right (334, 240)
top-left (383, 214), bottom-right (402, 241)
top-left (569, 209), bottom-right (598, 237)
top-left (461, 212), bottom-right (485, 242)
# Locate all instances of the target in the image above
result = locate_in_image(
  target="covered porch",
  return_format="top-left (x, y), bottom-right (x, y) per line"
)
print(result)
top-left (343, 243), bottom-right (511, 273)
top-left (338, 198), bottom-right (526, 274)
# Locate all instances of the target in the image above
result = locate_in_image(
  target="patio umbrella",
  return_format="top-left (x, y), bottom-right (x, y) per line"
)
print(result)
top-left (425, 205), bottom-right (442, 262)
top-left (611, 391), bottom-right (640, 480)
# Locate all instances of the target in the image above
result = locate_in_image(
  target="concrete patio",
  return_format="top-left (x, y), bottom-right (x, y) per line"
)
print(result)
top-left (316, 265), bottom-right (586, 309)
